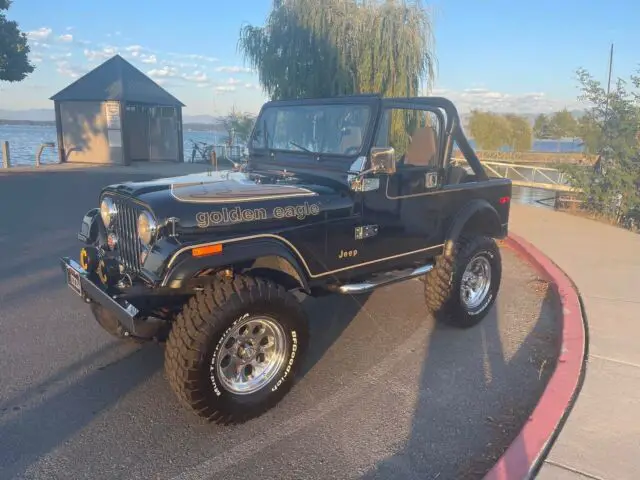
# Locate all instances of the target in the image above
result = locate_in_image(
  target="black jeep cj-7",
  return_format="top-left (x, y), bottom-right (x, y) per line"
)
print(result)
top-left (61, 95), bottom-right (511, 424)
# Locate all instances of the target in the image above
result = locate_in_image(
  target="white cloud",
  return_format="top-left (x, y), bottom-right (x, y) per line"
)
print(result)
top-left (56, 60), bottom-right (87, 79)
top-left (83, 46), bottom-right (118, 61)
top-left (140, 54), bottom-right (157, 64)
top-left (164, 59), bottom-right (200, 69)
top-left (224, 77), bottom-right (242, 86)
top-left (215, 66), bottom-right (253, 74)
top-left (66, 26), bottom-right (74, 31)
top-left (27, 27), bottom-right (52, 41)
top-left (244, 83), bottom-right (262, 90)
top-left (430, 87), bottom-right (581, 114)
top-left (215, 85), bottom-right (236, 93)
top-left (49, 52), bottom-right (73, 61)
top-left (182, 71), bottom-right (208, 83)
top-left (169, 52), bottom-right (218, 62)
top-left (148, 66), bottom-right (179, 78)
top-left (125, 45), bottom-right (144, 53)
top-left (58, 34), bottom-right (73, 43)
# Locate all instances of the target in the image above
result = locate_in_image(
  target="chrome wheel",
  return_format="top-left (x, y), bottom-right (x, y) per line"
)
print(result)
top-left (213, 315), bottom-right (288, 395)
top-left (460, 254), bottom-right (492, 311)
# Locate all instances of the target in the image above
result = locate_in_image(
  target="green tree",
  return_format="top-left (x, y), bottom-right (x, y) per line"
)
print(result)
top-left (0, 0), bottom-right (35, 82)
top-left (558, 67), bottom-right (640, 221)
top-left (505, 114), bottom-right (533, 151)
top-left (221, 108), bottom-right (256, 145)
top-left (467, 110), bottom-right (511, 150)
top-left (548, 108), bottom-right (578, 138)
top-left (237, 0), bottom-right (435, 101)
top-left (533, 113), bottom-right (552, 139)
top-left (577, 114), bottom-right (602, 154)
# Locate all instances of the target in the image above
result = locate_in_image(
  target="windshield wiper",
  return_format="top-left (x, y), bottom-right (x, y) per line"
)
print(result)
top-left (289, 141), bottom-right (313, 153)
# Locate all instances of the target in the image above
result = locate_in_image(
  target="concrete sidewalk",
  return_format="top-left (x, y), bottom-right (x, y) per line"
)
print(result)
top-left (509, 204), bottom-right (640, 480)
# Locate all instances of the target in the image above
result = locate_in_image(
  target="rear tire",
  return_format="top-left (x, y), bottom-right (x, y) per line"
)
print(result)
top-left (424, 235), bottom-right (501, 328)
top-left (164, 275), bottom-right (309, 424)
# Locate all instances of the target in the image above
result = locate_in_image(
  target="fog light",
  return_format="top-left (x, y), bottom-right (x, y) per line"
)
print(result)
top-left (97, 257), bottom-right (121, 286)
top-left (79, 246), bottom-right (99, 272)
top-left (107, 233), bottom-right (118, 250)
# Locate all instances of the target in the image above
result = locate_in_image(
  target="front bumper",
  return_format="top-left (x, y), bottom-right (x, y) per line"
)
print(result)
top-left (60, 257), bottom-right (139, 335)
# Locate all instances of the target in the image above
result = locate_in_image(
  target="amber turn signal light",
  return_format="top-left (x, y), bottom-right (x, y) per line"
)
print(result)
top-left (192, 244), bottom-right (223, 257)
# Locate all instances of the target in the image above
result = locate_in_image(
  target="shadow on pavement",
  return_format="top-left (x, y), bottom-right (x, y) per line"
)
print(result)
top-left (0, 344), bottom-right (163, 479)
top-left (300, 292), bottom-right (373, 377)
top-left (0, 291), bottom-right (372, 479)
top-left (362, 285), bottom-right (560, 479)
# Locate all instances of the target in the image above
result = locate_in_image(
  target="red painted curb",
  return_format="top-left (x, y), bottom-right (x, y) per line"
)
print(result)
top-left (483, 234), bottom-right (587, 480)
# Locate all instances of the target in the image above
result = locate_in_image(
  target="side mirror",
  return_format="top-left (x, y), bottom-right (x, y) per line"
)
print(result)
top-left (370, 147), bottom-right (396, 175)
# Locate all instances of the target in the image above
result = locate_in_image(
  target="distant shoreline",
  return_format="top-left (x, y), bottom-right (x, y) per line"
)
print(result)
top-left (0, 119), bottom-right (225, 132)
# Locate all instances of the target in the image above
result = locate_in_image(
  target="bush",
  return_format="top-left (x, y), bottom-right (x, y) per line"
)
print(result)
top-left (557, 68), bottom-right (640, 224)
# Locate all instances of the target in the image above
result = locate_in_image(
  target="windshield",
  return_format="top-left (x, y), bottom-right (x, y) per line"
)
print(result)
top-left (250, 103), bottom-right (372, 156)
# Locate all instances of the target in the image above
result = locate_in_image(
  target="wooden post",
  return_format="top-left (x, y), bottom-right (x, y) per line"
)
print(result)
top-left (1, 141), bottom-right (10, 168)
top-left (210, 149), bottom-right (218, 171)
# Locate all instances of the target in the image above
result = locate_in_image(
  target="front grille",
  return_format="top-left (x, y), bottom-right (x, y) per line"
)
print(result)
top-left (111, 196), bottom-right (142, 274)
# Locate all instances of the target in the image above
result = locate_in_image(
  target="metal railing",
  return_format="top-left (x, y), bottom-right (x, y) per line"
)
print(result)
top-left (188, 141), bottom-right (246, 164)
top-left (452, 157), bottom-right (581, 192)
top-left (1, 141), bottom-right (58, 168)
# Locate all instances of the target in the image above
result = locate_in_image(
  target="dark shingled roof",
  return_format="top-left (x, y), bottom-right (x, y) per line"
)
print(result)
top-left (50, 54), bottom-right (185, 107)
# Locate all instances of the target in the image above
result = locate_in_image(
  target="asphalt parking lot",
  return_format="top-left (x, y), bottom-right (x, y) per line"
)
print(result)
top-left (0, 170), bottom-right (561, 480)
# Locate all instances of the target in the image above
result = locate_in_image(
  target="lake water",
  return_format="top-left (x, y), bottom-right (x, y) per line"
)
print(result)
top-left (1, 124), bottom-right (565, 209)
top-left (0, 124), bottom-right (227, 166)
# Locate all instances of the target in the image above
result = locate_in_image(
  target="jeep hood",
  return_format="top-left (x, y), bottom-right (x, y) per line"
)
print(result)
top-left (106, 171), bottom-right (321, 201)
top-left (103, 170), bottom-right (352, 232)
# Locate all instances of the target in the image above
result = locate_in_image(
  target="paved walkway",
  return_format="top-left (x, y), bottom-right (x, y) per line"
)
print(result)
top-left (509, 203), bottom-right (640, 480)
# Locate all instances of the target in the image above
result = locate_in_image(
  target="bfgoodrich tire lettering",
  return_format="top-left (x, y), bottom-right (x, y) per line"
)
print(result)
top-left (164, 275), bottom-right (309, 424)
top-left (423, 235), bottom-right (502, 328)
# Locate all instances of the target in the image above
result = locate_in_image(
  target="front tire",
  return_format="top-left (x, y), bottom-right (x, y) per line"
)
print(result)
top-left (424, 235), bottom-right (502, 328)
top-left (164, 275), bottom-right (309, 424)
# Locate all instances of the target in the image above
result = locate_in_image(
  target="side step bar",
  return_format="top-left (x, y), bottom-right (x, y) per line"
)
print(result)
top-left (331, 264), bottom-right (434, 295)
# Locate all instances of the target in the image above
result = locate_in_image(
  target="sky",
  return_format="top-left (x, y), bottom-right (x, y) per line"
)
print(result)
top-left (1, 0), bottom-right (639, 117)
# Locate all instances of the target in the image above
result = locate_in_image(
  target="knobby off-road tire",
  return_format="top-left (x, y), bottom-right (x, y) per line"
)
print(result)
top-left (424, 235), bottom-right (502, 328)
top-left (164, 275), bottom-right (309, 425)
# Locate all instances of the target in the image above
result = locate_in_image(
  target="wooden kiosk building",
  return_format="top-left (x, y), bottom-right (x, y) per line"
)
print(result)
top-left (50, 55), bottom-right (185, 165)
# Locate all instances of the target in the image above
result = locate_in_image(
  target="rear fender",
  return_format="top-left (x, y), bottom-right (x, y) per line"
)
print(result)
top-left (162, 238), bottom-right (310, 293)
top-left (444, 199), bottom-right (504, 256)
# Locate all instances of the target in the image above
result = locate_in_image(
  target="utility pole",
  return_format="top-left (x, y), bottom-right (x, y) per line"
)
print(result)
top-left (604, 43), bottom-right (614, 120)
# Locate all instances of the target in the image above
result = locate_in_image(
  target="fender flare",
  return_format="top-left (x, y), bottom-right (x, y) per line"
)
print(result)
top-left (162, 237), bottom-right (311, 292)
top-left (443, 199), bottom-right (503, 256)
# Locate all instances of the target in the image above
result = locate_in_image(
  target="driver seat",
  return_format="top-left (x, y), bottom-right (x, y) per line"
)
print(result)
top-left (404, 126), bottom-right (438, 167)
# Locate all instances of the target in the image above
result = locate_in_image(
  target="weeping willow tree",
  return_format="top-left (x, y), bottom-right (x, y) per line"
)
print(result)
top-left (238, 0), bottom-right (436, 102)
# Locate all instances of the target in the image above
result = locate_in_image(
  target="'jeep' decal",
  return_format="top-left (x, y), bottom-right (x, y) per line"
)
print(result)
top-left (196, 202), bottom-right (321, 228)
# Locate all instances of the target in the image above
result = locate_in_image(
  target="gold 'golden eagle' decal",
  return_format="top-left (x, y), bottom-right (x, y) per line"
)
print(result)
top-left (196, 202), bottom-right (321, 228)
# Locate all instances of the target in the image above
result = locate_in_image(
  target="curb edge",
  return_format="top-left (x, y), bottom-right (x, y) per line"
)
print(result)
top-left (483, 233), bottom-right (589, 480)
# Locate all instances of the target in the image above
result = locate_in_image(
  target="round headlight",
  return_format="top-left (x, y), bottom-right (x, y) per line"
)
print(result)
top-left (137, 211), bottom-right (157, 246)
top-left (100, 197), bottom-right (117, 228)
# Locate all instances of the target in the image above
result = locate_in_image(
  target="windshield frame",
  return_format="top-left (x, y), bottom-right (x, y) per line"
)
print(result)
top-left (248, 96), bottom-right (380, 160)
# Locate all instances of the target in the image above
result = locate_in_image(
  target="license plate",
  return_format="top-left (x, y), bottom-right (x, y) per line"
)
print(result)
top-left (66, 265), bottom-right (83, 297)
